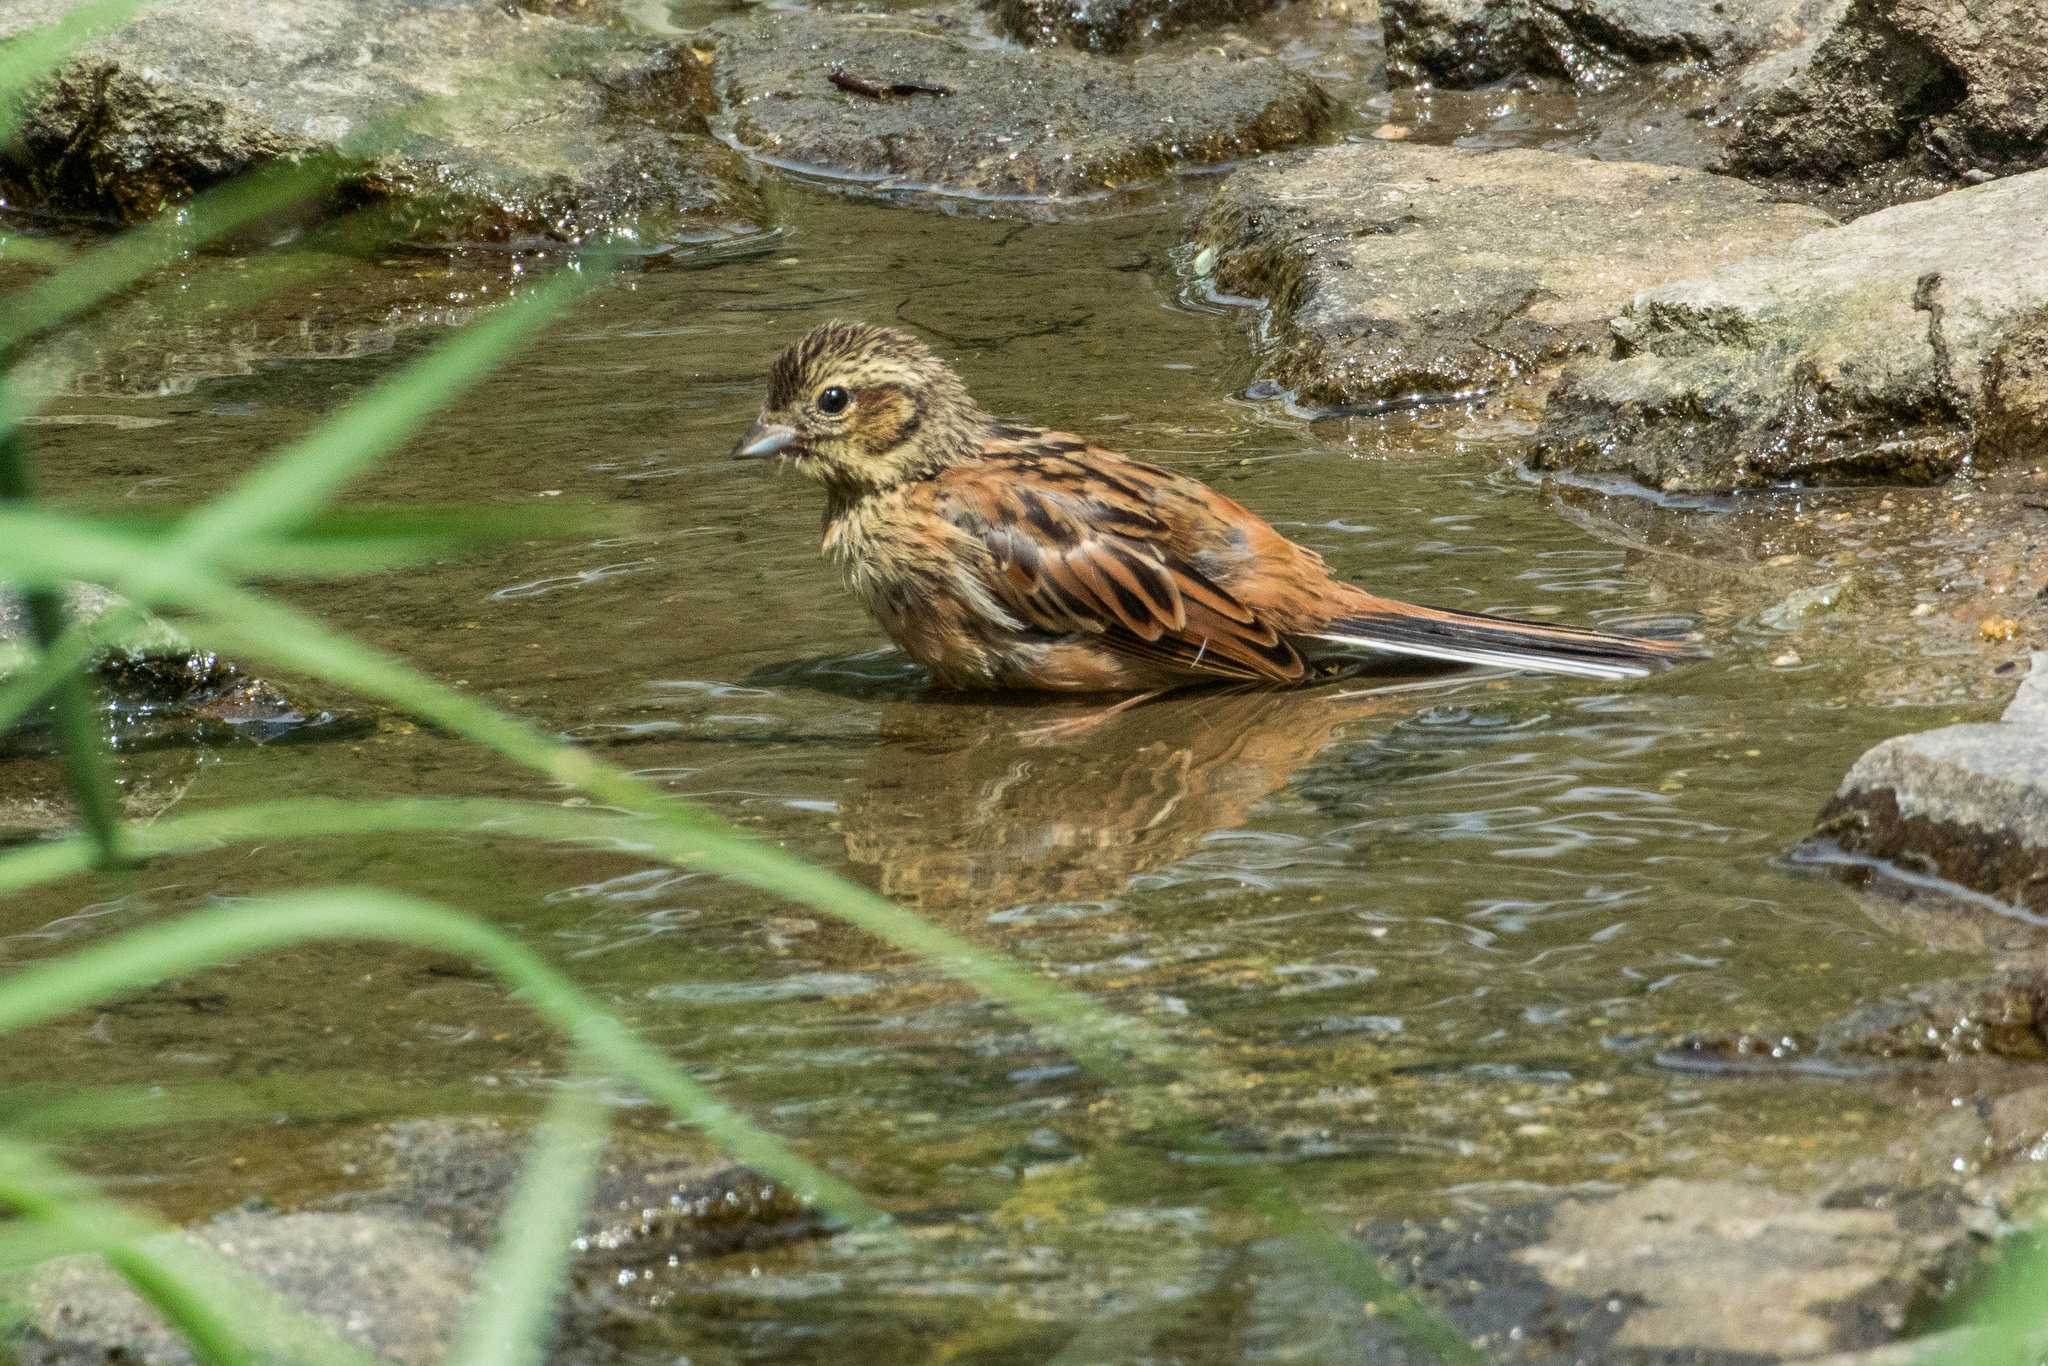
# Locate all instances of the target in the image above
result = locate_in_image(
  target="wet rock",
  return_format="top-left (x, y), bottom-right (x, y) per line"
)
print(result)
top-left (0, 0), bottom-right (764, 247)
top-left (14, 1119), bottom-right (831, 1365)
top-left (0, 585), bottom-right (352, 752)
top-left (1383, 0), bottom-right (1840, 89)
top-left (1980, 307), bottom-right (2048, 466)
top-left (1514, 1182), bottom-right (1960, 1357)
top-left (1984, 1083), bottom-right (2048, 1163)
top-left (1811, 652), bottom-right (2048, 915)
top-left (1187, 140), bottom-right (1830, 410)
top-left (15, 1211), bottom-right (479, 1366)
top-left (1533, 167), bottom-right (2048, 492)
top-left (1345, 1179), bottom-right (1982, 1361)
top-left (339, 1117), bottom-right (828, 1269)
top-left (1726, 0), bottom-right (2048, 200)
top-left (986, 0), bottom-right (1284, 53)
top-left (708, 8), bottom-right (1334, 209)
top-left (1821, 970), bottom-right (2048, 1064)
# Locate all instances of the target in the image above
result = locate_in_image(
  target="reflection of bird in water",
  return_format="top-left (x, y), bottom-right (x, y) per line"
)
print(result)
top-left (836, 678), bottom-right (1467, 910)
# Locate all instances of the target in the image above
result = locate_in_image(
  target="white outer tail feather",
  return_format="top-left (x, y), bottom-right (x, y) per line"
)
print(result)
top-left (1302, 631), bottom-right (1656, 682)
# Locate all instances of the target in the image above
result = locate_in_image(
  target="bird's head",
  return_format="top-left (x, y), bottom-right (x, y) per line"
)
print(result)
top-left (732, 321), bottom-right (983, 493)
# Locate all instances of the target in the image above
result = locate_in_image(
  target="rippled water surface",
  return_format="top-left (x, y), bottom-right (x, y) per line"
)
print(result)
top-left (0, 186), bottom-right (1993, 1360)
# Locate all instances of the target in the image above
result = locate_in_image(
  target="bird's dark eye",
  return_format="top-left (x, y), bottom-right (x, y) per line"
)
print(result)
top-left (817, 386), bottom-right (851, 415)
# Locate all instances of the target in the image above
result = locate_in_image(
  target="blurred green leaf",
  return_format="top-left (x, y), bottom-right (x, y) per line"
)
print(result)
top-left (0, 1142), bottom-right (254, 1366)
top-left (0, 491), bottom-right (1476, 1358)
top-left (0, 234), bottom-right (72, 268)
top-left (79, 502), bottom-right (632, 577)
top-left (0, 1135), bottom-right (383, 1366)
top-left (0, 259), bottom-right (604, 731)
top-left (0, 789), bottom-right (1480, 1363)
top-left (1931, 1227), bottom-right (2048, 1366)
top-left (0, 389), bottom-right (123, 865)
top-left (450, 1068), bottom-right (608, 1366)
top-left (0, 153), bottom-right (362, 360)
top-left (162, 262), bottom-right (608, 565)
top-left (0, 886), bottom-right (893, 1236)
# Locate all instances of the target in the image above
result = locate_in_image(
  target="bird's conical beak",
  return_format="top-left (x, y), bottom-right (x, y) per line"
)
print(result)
top-left (732, 420), bottom-right (798, 460)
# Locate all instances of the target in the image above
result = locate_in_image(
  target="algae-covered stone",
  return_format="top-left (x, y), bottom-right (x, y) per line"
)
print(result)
top-left (0, 0), bottom-right (765, 247)
top-left (1384, 0), bottom-right (1839, 89)
top-left (1533, 167), bottom-right (2048, 492)
top-left (708, 9), bottom-right (1334, 209)
top-left (1186, 140), bottom-right (1831, 411)
top-left (1727, 0), bottom-right (2048, 197)
top-left (986, 0), bottom-right (1285, 53)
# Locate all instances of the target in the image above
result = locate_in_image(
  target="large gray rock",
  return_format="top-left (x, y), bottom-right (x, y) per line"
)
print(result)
top-left (708, 9), bottom-right (1334, 209)
top-left (1384, 0), bottom-right (1840, 89)
top-left (1342, 1179), bottom-right (1985, 1361)
top-left (1533, 167), bottom-right (2048, 492)
top-left (0, 0), bottom-right (765, 247)
top-left (985, 0), bottom-right (1284, 52)
top-left (1812, 651), bottom-right (2048, 916)
top-left (1727, 0), bottom-right (2048, 198)
top-left (16, 1212), bottom-right (479, 1366)
top-left (1512, 1181), bottom-right (1966, 1358)
top-left (1186, 140), bottom-right (1831, 411)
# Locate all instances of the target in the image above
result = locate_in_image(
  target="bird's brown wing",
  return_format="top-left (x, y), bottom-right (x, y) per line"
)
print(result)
top-left (930, 439), bottom-right (1308, 684)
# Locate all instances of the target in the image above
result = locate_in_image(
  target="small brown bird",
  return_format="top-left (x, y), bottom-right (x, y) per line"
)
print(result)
top-left (733, 321), bottom-right (1697, 693)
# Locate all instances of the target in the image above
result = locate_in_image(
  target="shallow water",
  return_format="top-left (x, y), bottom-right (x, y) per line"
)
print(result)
top-left (0, 177), bottom-right (2003, 1359)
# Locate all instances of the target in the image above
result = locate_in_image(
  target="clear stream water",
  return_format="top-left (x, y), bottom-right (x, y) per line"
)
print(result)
top-left (0, 79), bottom-right (2011, 1363)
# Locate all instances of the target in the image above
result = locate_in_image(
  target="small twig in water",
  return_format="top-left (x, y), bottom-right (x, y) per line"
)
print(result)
top-left (828, 66), bottom-right (952, 99)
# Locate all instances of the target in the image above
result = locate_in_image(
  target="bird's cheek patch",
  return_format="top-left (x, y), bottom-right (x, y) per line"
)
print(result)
top-left (853, 386), bottom-right (923, 452)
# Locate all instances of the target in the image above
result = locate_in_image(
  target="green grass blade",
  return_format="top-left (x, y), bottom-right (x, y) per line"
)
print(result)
top-left (0, 534), bottom-right (1475, 1355)
top-left (0, 789), bottom-right (1481, 1361)
top-left (0, 887), bottom-right (890, 1235)
top-left (182, 588), bottom-right (1142, 1075)
top-left (0, 528), bottom-right (1475, 1353)
top-left (0, 1137), bottom-right (384, 1366)
top-left (161, 263), bottom-right (606, 565)
top-left (449, 1069), bottom-right (608, 1366)
top-left (0, 797), bottom-right (552, 893)
top-left (0, 599), bottom-right (141, 744)
top-left (0, 391), bottom-right (122, 864)
top-left (0, 1141), bottom-right (257, 1366)
top-left (19, 586), bottom-right (123, 863)
top-left (0, 152), bottom-right (360, 358)
top-left (0, 234), bottom-right (72, 269)
top-left (0, 0), bottom-right (158, 146)
top-left (83, 502), bottom-right (631, 578)
top-left (0, 253), bottom-right (603, 727)
top-left (1929, 1228), bottom-right (2048, 1366)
